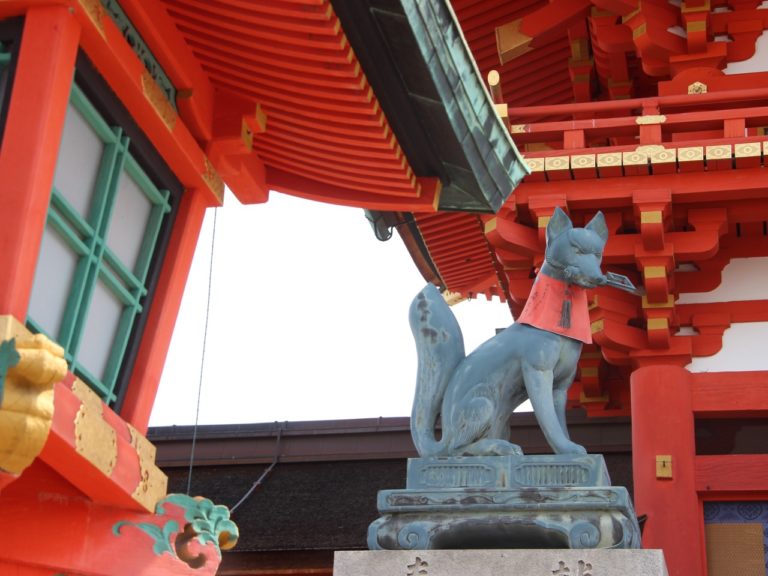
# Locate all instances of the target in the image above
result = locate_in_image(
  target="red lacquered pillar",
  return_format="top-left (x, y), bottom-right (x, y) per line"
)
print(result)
top-left (631, 364), bottom-right (705, 576)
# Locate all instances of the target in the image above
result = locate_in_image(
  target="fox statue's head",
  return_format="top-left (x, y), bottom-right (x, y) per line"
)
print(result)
top-left (541, 207), bottom-right (609, 289)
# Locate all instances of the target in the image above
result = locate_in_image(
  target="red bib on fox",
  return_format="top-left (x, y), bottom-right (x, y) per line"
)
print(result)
top-left (517, 274), bottom-right (592, 344)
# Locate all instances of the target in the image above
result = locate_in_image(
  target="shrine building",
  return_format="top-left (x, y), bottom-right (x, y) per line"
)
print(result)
top-left (0, 1), bottom-right (767, 576)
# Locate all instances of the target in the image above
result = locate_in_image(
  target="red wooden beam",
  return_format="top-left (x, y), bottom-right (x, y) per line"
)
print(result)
top-left (696, 454), bottom-right (768, 494)
top-left (496, 0), bottom-right (591, 64)
top-left (0, 6), bottom-right (80, 319)
top-left (508, 86), bottom-right (768, 119)
top-left (691, 371), bottom-right (768, 416)
top-left (121, 189), bottom-right (208, 432)
top-left (121, 0), bottom-right (215, 141)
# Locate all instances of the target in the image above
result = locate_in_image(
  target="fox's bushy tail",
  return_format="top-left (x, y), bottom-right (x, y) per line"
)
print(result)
top-left (409, 284), bottom-right (465, 456)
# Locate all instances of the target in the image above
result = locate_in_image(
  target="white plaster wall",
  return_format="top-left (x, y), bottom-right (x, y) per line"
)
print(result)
top-left (724, 27), bottom-right (768, 75)
top-left (677, 257), bottom-right (768, 304)
top-left (687, 321), bottom-right (768, 372)
top-left (678, 258), bottom-right (768, 370)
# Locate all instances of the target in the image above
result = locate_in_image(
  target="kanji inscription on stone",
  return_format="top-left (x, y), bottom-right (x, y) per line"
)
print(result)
top-left (406, 556), bottom-right (429, 576)
top-left (552, 559), bottom-right (593, 576)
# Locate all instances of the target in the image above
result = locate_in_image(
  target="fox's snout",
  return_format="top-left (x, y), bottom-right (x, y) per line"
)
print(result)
top-left (564, 261), bottom-right (606, 288)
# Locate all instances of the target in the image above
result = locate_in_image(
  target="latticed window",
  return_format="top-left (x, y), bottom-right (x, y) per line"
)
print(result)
top-left (27, 84), bottom-right (172, 405)
top-left (0, 45), bottom-right (10, 112)
top-left (0, 36), bottom-right (18, 141)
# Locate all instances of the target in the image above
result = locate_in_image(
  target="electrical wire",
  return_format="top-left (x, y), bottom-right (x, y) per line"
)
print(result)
top-left (186, 207), bottom-right (218, 495)
top-left (230, 424), bottom-right (283, 513)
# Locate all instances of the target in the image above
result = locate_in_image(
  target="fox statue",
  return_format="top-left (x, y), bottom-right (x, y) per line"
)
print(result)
top-left (410, 206), bottom-right (609, 457)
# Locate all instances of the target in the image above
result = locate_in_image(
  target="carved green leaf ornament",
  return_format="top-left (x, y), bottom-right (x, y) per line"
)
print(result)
top-left (159, 494), bottom-right (240, 554)
top-left (112, 494), bottom-right (239, 562)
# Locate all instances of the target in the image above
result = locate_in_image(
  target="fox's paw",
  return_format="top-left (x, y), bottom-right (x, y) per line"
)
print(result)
top-left (555, 440), bottom-right (587, 455)
top-left (461, 439), bottom-right (523, 457)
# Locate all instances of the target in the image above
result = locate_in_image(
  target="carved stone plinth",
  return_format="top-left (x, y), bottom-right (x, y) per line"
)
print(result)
top-left (406, 454), bottom-right (611, 490)
top-left (367, 455), bottom-right (641, 550)
top-left (335, 550), bottom-right (669, 576)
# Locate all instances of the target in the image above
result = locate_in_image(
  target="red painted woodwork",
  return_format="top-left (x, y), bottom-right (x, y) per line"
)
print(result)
top-left (160, 0), bottom-right (425, 209)
top-left (0, 7), bottom-right (80, 319)
top-left (0, 462), bottom-right (220, 576)
top-left (414, 211), bottom-right (508, 301)
top-left (0, 561), bottom-right (55, 576)
top-left (121, 188), bottom-right (208, 433)
top-left (631, 365), bottom-right (705, 576)
top-left (75, 3), bottom-right (223, 206)
top-left (691, 371), bottom-right (768, 416)
top-left (696, 455), bottom-right (768, 496)
top-left (120, 0), bottom-right (215, 142)
top-left (0, 1), bottom-right (767, 574)
top-left (41, 379), bottom-right (146, 512)
top-left (267, 167), bottom-right (440, 212)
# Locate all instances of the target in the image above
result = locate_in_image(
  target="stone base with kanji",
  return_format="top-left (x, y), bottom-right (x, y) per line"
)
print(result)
top-left (335, 550), bottom-right (669, 576)
top-left (367, 454), bottom-right (641, 550)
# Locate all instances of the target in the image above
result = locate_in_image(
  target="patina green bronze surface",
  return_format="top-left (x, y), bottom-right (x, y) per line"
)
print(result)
top-left (368, 455), bottom-right (641, 550)
top-left (368, 209), bottom-right (641, 551)
top-left (410, 208), bottom-right (608, 458)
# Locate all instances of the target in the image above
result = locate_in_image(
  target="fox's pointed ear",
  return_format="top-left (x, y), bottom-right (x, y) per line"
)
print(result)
top-left (585, 211), bottom-right (609, 243)
top-left (546, 206), bottom-right (572, 244)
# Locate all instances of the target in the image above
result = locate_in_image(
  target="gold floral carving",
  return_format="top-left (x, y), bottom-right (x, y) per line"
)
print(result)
top-left (494, 103), bottom-right (509, 121)
top-left (140, 71), bottom-right (178, 132)
top-left (622, 151), bottom-right (648, 165)
top-left (127, 424), bottom-right (168, 512)
top-left (644, 266), bottom-right (667, 279)
top-left (202, 157), bottom-right (225, 204)
top-left (571, 154), bottom-right (596, 169)
top-left (677, 147), bottom-right (704, 162)
top-left (706, 145), bottom-right (731, 160)
top-left (544, 156), bottom-right (569, 171)
top-left (688, 81), bottom-right (708, 94)
top-left (523, 157), bottom-right (544, 173)
top-left (635, 144), bottom-right (665, 154)
top-left (635, 115), bottom-right (667, 125)
top-left (0, 317), bottom-right (67, 475)
top-left (72, 378), bottom-right (117, 477)
top-left (496, 19), bottom-right (533, 64)
top-left (442, 291), bottom-right (467, 306)
top-left (647, 148), bottom-right (676, 164)
top-left (77, 0), bottom-right (106, 38)
top-left (735, 143), bottom-right (760, 158)
top-left (241, 118), bottom-right (254, 153)
top-left (596, 152), bottom-right (621, 167)
top-left (642, 294), bottom-right (675, 309)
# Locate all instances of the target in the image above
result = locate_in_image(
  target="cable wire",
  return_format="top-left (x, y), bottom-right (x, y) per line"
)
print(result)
top-left (186, 207), bottom-right (219, 495)
top-left (230, 424), bottom-right (283, 513)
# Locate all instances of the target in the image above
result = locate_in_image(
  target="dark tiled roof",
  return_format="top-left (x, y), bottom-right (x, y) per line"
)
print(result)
top-left (151, 414), bottom-right (633, 563)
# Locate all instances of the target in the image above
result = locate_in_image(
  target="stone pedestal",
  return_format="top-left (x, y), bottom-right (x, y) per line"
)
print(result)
top-left (335, 550), bottom-right (669, 576)
top-left (368, 455), bottom-right (641, 550)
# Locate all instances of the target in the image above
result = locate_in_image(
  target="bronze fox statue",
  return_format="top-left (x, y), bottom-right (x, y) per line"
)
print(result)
top-left (410, 207), bottom-right (609, 457)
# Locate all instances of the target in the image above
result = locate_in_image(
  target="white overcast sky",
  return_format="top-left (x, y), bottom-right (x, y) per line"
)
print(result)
top-left (149, 190), bottom-right (515, 426)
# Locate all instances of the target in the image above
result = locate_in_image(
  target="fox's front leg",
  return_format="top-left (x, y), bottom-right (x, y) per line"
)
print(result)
top-left (522, 362), bottom-right (586, 455)
top-left (553, 361), bottom-right (579, 443)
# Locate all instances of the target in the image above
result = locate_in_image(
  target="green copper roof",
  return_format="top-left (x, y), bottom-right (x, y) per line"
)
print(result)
top-left (332, 0), bottom-right (528, 213)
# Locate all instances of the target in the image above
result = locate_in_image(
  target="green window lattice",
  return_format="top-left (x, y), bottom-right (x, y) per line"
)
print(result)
top-left (27, 84), bottom-right (171, 405)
